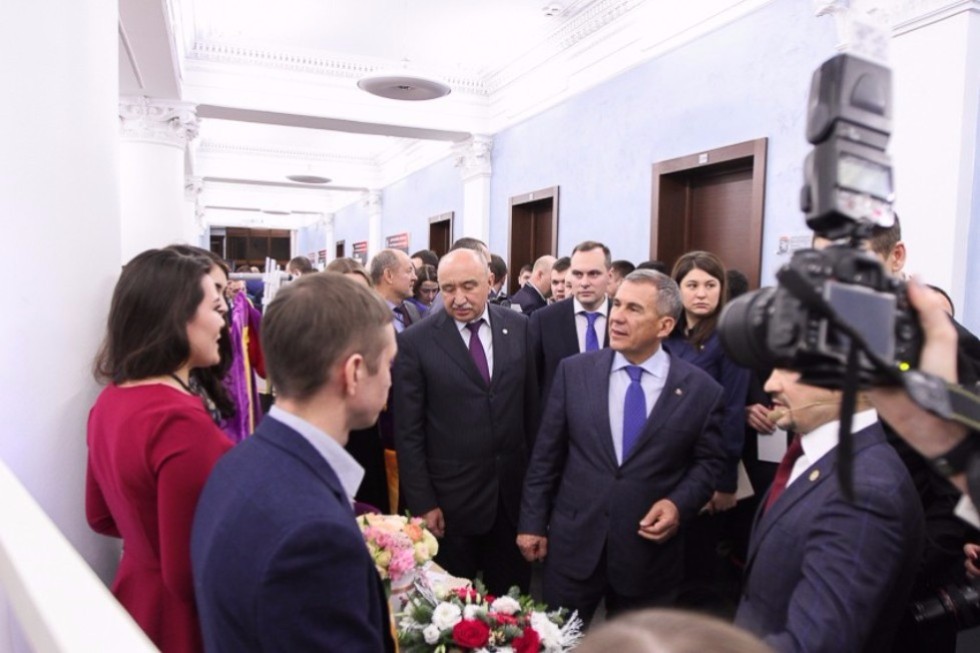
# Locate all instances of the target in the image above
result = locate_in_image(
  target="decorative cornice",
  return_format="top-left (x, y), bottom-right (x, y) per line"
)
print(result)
top-left (197, 140), bottom-right (376, 166)
top-left (453, 135), bottom-right (493, 181)
top-left (119, 97), bottom-right (199, 148)
top-left (187, 40), bottom-right (488, 96)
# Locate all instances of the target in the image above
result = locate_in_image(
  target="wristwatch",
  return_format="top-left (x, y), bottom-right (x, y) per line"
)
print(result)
top-left (930, 435), bottom-right (980, 478)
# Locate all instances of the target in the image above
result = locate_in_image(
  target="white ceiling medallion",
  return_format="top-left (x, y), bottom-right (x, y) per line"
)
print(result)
top-left (357, 59), bottom-right (451, 101)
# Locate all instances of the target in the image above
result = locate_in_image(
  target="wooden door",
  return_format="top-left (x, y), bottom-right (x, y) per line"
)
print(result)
top-left (509, 186), bottom-right (559, 295)
top-left (651, 139), bottom-right (766, 287)
top-left (428, 212), bottom-right (453, 258)
top-left (335, 240), bottom-right (345, 259)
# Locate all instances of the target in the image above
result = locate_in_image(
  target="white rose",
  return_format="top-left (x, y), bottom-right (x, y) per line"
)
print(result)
top-left (490, 596), bottom-right (521, 615)
top-left (423, 624), bottom-right (441, 645)
top-left (530, 612), bottom-right (563, 648)
top-left (463, 604), bottom-right (485, 620)
top-left (431, 602), bottom-right (463, 630)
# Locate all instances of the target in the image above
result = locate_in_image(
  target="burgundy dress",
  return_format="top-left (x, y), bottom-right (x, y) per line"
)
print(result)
top-left (86, 384), bottom-right (232, 652)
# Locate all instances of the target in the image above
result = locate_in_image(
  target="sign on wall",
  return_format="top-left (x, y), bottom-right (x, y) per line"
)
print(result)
top-left (385, 232), bottom-right (410, 253)
top-left (351, 241), bottom-right (369, 265)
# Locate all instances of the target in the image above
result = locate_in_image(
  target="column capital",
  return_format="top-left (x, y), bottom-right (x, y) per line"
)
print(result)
top-left (453, 135), bottom-right (493, 181)
top-left (362, 189), bottom-right (383, 214)
top-left (120, 96), bottom-right (199, 148)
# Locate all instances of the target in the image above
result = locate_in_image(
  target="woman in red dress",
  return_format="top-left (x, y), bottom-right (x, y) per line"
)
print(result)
top-left (86, 248), bottom-right (233, 652)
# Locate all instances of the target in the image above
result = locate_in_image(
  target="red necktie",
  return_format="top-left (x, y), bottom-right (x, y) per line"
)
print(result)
top-left (764, 433), bottom-right (803, 513)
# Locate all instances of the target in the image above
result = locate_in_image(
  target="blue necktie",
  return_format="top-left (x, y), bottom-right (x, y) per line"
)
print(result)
top-left (584, 311), bottom-right (600, 352)
top-left (622, 365), bottom-right (646, 460)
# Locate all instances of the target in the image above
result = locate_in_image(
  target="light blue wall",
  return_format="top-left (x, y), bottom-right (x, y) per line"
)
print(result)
top-left (382, 156), bottom-right (463, 252)
top-left (295, 223), bottom-right (327, 262)
top-left (489, 0), bottom-right (835, 284)
top-left (333, 200), bottom-right (371, 257)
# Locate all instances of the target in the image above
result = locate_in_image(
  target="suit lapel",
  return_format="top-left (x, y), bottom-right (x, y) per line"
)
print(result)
top-left (588, 350), bottom-right (619, 469)
top-left (488, 306), bottom-right (515, 390)
top-left (431, 309), bottom-right (489, 388)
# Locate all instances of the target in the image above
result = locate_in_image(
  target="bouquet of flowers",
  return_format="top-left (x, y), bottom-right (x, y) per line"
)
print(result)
top-left (397, 581), bottom-right (583, 652)
top-left (357, 513), bottom-right (439, 584)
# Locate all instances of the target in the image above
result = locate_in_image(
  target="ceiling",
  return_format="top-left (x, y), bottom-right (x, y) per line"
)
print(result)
top-left (119, 0), bottom-right (774, 230)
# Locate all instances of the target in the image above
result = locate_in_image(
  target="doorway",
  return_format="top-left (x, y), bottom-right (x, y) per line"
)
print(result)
top-left (428, 212), bottom-right (453, 258)
top-left (650, 139), bottom-right (767, 287)
top-left (335, 240), bottom-right (345, 259)
top-left (508, 186), bottom-right (558, 295)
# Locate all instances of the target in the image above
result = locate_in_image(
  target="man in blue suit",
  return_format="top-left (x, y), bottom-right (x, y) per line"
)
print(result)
top-left (192, 274), bottom-right (397, 652)
top-left (517, 269), bottom-right (726, 624)
top-left (734, 368), bottom-right (924, 653)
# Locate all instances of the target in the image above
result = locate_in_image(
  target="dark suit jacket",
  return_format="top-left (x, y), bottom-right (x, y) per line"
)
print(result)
top-left (394, 304), bottom-right (536, 535)
top-left (511, 283), bottom-right (547, 315)
top-left (518, 348), bottom-right (726, 595)
top-left (191, 416), bottom-right (394, 653)
top-left (734, 422), bottom-right (924, 653)
top-left (528, 297), bottom-right (612, 405)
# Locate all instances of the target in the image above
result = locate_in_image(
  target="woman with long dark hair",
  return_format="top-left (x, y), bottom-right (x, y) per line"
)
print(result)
top-left (86, 248), bottom-right (233, 652)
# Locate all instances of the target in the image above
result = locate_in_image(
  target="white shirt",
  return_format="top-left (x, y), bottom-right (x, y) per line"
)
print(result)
top-left (608, 348), bottom-right (671, 465)
top-left (573, 296), bottom-right (609, 353)
top-left (786, 409), bottom-right (879, 487)
top-left (454, 305), bottom-right (494, 379)
top-left (267, 405), bottom-right (365, 503)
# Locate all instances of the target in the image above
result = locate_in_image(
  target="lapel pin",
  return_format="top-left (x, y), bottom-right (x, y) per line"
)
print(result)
top-left (674, 388), bottom-right (683, 396)
top-left (502, 328), bottom-right (508, 335)
top-left (809, 469), bottom-right (820, 482)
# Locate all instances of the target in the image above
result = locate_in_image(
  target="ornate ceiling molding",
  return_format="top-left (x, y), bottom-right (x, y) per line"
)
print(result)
top-left (186, 40), bottom-right (488, 96)
top-left (119, 96), bottom-right (199, 147)
top-left (197, 140), bottom-right (376, 166)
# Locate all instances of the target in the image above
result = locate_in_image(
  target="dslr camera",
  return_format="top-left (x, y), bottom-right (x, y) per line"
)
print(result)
top-left (719, 53), bottom-right (921, 388)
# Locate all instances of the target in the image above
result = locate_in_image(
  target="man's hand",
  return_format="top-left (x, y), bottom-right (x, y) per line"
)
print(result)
top-left (422, 508), bottom-right (445, 538)
top-left (703, 491), bottom-right (737, 515)
top-left (965, 543), bottom-right (980, 580)
top-left (639, 499), bottom-right (679, 542)
top-left (746, 403), bottom-right (776, 434)
top-left (516, 534), bottom-right (548, 562)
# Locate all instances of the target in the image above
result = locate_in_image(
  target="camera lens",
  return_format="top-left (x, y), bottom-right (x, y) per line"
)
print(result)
top-left (718, 288), bottom-right (778, 372)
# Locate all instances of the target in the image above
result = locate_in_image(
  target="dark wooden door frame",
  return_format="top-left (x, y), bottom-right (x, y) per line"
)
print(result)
top-left (335, 240), bottom-right (345, 259)
top-left (428, 211), bottom-right (454, 257)
top-left (508, 186), bottom-right (559, 294)
top-left (650, 138), bottom-right (767, 285)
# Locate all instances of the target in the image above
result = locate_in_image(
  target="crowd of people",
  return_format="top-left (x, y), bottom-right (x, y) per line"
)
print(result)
top-left (83, 227), bottom-right (980, 652)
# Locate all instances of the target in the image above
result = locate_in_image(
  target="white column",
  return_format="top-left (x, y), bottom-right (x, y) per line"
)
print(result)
top-left (322, 213), bottom-right (337, 264)
top-left (364, 190), bottom-right (383, 259)
top-left (119, 97), bottom-right (199, 260)
top-left (453, 135), bottom-right (493, 246)
top-left (0, 0), bottom-right (122, 611)
top-left (888, 1), bottom-right (980, 317)
top-left (185, 175), bottom-right (208, 248)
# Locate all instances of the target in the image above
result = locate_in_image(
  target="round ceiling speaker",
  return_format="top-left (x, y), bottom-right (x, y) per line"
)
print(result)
top-left (357, 73), bottom-right (451, 101)
top-left (286, 174), bottom-right (331, 184)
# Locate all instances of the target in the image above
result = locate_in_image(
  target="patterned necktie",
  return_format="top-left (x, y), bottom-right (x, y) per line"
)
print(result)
top-left (764, 433), bottom-right (804, 513)
top-left (584, 311), bottom-right (600, 352)
top-left (465, 321), bottom-right (491, 386)
top-left (621, 365), bottom-right (646, 460)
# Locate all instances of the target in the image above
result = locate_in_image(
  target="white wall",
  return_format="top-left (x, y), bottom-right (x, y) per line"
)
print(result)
top-left (0, 0), bottom-right (123, 649)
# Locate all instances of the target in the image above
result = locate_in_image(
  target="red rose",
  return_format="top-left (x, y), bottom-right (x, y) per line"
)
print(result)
top-left (513, 626), bottom-right (541, 653)
top-left (484, 594), bottom-right (496, 603)
top-left (452, 619), bottom-right (490, 649)
top-left (492, 612), bottom-right (518, 626)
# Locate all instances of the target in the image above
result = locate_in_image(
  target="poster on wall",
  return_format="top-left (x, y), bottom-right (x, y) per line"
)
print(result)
top-left (317, 249), bottom-right (327, 266)
top-left (351, 241), bottom-right (369, 265)
top-left (385, 232), bottom-right (410, 253)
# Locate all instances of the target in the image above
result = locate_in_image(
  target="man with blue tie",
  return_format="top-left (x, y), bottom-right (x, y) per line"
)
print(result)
top-left (394, 247), bottom-right (536, 595)
top-left (517, 269), bottom-right (726, 625)
top-left (529, 241), bottom-right (614, 405)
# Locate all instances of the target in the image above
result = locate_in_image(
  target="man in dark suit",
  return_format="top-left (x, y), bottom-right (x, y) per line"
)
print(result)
top-left (734, 369), bottom-right (924, 653)
top-left (192, 274), bottom-right (397, 652)
top-left (394, 247), bottom-right (536, 595)
top-left (529, 241), bottom-right (613, 403)
top-left (518, 269), bottom-right (726, 624)
top-left (511, 254), bottom-right (555, 315)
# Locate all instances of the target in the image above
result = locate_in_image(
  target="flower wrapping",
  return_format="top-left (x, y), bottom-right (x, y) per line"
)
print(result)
top-left (357, 513), bottom-right (439, 583)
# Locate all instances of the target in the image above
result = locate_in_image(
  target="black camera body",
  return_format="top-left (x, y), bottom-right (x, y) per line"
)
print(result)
top-left (719, 53), bottom-right (921, 388)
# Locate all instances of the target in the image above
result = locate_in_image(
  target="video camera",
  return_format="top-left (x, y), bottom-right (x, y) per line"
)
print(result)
top-left (718, 53), bottom-right (920, 389)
